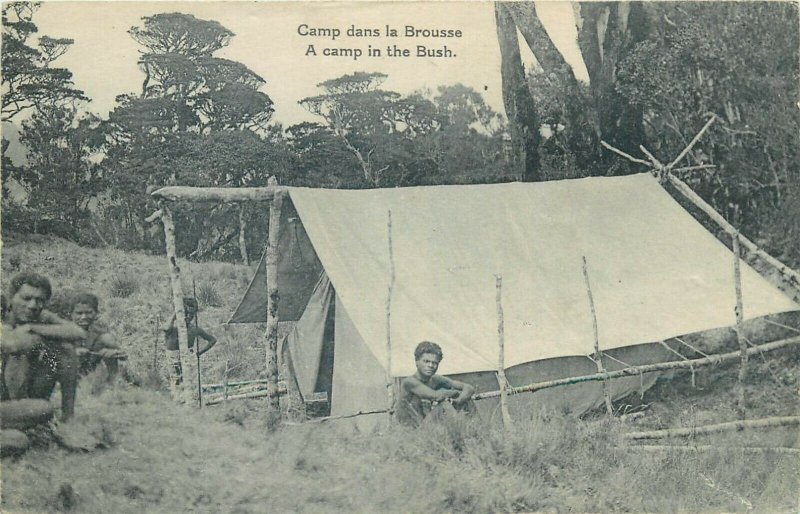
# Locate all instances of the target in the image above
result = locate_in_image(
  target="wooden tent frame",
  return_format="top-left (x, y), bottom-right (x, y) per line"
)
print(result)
top-left (149, 117), bottom-right (800, 420)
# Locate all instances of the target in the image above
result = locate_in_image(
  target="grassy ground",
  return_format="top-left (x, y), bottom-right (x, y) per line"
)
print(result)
top-left (2, 235), bottom-right (799, 513)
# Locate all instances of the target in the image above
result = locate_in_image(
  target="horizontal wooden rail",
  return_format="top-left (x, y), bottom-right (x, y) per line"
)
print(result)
top-left (151, 186), bottom-right (288, 203)
top-left (621, 445), bottom-right (800, 455)
top-left (202, 378), bottom-right (277, 391)
top-left (623, 416), bottom-right (800, 441)
top-left (473, 335), bottom-right (800, 400)
top-left (205, 388), bottom-right (287, 406)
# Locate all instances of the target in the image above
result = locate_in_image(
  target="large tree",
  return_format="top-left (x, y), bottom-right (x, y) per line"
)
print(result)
top-left (100, 12), bottom-right (280, 252)
top-left (294, 78), bottom-right (507, 188)
top-left (496, 1), bottom-right (648, 176)
top-left (129, 13), bottom-right (273, 134)
top-left (14, 106), bottom-right (103, 237)
top-left (1, 2), bottom-right (87, 121)
top-left (299, 72), bottom-right (402, 186)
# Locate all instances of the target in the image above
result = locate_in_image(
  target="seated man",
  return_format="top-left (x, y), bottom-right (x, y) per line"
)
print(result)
top-left (164, 297), bottom-right (217, 385)
top-left (70, 293), bottom-right (127, 380)
top-left (395, 341), bottom-right (476, 427)
top-left (2, 272), bottom-right (86, 421)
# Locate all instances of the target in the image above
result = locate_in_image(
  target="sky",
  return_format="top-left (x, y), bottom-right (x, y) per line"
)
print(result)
top-left (27, 1), bottom-right (588, 127)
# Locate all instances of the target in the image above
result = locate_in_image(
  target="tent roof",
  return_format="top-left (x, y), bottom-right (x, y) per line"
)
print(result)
top-left (238, 173), bottom-right (799, 377)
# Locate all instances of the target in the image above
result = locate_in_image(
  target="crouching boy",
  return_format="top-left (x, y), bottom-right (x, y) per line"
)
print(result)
top-left (70, 293), bottom-right (127, 381)
top-left (395, 341), bottom-right (476, 427)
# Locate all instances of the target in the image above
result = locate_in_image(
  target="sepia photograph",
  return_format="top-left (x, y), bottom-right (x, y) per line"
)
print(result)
top-left (1, 1), bottom-right (799, 512)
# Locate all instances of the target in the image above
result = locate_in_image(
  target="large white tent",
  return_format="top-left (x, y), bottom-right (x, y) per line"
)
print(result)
top-left (230, 173), bottom-right (799, 422)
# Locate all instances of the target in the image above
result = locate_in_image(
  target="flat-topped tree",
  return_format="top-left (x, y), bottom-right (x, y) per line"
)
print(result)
top-left (1, 2), bottom-right (87, 121)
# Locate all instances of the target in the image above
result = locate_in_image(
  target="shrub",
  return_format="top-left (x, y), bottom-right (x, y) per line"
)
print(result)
top-left (196, 280), bottom-right (222, 307)
top-left (109, 274), bottom-right (139, 298)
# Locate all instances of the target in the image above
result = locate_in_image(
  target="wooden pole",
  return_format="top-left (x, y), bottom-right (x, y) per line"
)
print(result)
top-left (265, 190), bottom-right (284, 413)
top-left (151, 186), bottom-right (286, 203)
top-left (732, 233), bottom-right (748, 419)
top-left (159, 203), bottom-right (197, 404)
top-left (600, 137), bottom-right (800, 292)
top-left (153, 314), bottom-right (160, 372)
top-left (385, 210), bottom-right (396, 419)
top-left (192, 278), bottom-right (203, 409)
top-left (666, 173), bottom-right (800, 291)
top-left (495, 274), bottom-right (513, 428)
top-left (473, 335), bottom-right (800, 400)
top-left (204, 388), bottom-right (289, 406)
top-left (238, 204), bottom-right (249, 266)
top-left (223, 359), bottom-right (229, 404)
top-left (622, 445), bottom-right (800, 455)
top-left (582, 256), bottom-right (613, 415)
top-left (667, 114), bottom-right (717, 169)
top-left (623, 416), bottom-right (800, 441)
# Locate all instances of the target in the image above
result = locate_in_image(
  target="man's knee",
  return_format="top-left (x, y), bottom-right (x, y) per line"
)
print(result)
top-left (0, 399), bottom-right (54, 430)
top-left (1, 429), bottom-right (31, 457)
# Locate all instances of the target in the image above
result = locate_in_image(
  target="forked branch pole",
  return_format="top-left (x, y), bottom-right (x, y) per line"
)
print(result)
top-left (264, 191), bottom-right (284, 412)
top-left (159, 203), bottom-right (198, 405)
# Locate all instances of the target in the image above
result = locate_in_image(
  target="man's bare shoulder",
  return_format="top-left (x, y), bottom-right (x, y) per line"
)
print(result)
top-left (401, 375), bottom-right (424, 389)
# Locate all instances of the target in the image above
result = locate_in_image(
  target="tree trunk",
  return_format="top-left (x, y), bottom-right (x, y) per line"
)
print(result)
top-left (506, 2), bottom-right (599, 169)
top-left (576, 1), bottom-right (648, 161)
top-left (495, 2), bottom-right (541, 182)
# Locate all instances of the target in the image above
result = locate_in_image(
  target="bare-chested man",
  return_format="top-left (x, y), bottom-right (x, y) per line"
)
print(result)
top-left (1, 272), bottom-right (86, 429)
top-left (395, 341), bottom-right (476, 427)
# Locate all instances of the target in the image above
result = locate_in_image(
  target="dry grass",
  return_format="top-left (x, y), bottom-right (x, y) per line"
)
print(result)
top-left (2, 235), bottom-right (799, 513)
top-left (1, 381), bottom-right (798, 513)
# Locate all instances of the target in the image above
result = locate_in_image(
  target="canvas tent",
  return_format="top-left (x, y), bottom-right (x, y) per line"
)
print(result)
top-left (229, 173), bottom-right (799, 424)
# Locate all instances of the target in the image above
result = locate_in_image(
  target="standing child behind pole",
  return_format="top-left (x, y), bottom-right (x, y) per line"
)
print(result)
top-left (163, 298), bottom-right (216, 385)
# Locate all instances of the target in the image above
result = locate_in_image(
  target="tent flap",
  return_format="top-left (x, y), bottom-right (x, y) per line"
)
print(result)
top-left (229, 199), bottom-right (322, 323)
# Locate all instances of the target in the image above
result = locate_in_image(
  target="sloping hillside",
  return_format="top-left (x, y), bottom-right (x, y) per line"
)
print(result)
top-left (1, 235), bottom-right (798, 513)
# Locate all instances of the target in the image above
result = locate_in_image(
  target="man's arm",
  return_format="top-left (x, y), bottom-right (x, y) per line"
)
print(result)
top-left (27, 310), bottom-right (87, 341)
top-left (402, 376), bottom-right (460, 402)
top-left (195, 328), bottom-right (216, 356)
top-left (1, 324), bottom-right (45, 354)
top-left (94, 333), bottom-right (127, 359)
top-left (434, 375), bottom-right (476, 404)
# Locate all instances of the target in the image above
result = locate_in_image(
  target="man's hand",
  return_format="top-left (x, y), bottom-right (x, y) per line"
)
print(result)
top-left (452, 383), bottom-right (476, 406)
top-left (98, 348), bottom-right (127, 360)
top-left (2, 326), bottom-right (45, 354)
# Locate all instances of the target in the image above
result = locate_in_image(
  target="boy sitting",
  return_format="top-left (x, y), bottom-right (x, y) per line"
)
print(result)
top-left (395, 341), bottom-right (476, 427)
top-left (70, 293), bottom-right (127, 380)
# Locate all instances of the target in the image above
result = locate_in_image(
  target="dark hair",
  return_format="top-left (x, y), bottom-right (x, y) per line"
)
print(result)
top-left (414, 341), bottom-right (443, 361)
top-left (8, 272), bottom-right (52, 301)
top-left (71, 292), bottom-right (99, 312)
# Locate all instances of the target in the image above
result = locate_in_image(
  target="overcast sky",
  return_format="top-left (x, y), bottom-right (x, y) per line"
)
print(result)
top-left (28, 1), bottom-right (587, 127)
